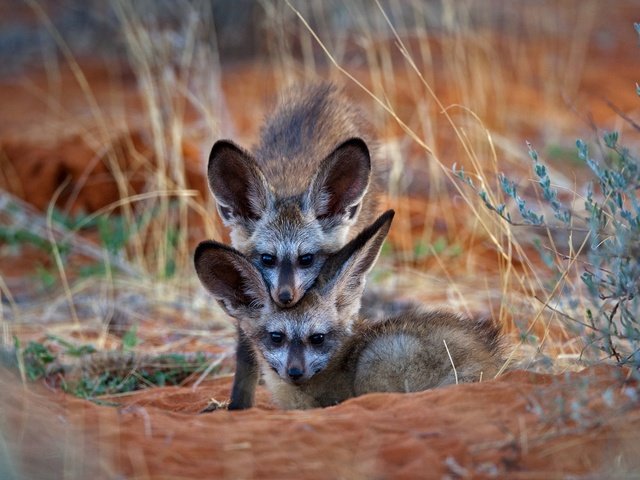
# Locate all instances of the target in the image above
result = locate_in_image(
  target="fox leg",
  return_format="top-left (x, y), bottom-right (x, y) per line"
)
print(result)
top-left (228, 326), bottom-right (259, 410)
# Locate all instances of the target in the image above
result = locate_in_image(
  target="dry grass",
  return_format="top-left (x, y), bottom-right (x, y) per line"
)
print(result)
top-left (277, 0), bottom-right (604, 370)
top-left (4, 3), bottom-right (640, 478)
top-left (1, 0), bottom-right (625, 388)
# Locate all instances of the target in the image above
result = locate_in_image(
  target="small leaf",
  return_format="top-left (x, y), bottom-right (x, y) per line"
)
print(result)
top-left (527, 141), bottom-right (539, 162)
top-left (122, 325), bottom-right (139, 351)
top-left (603, 131), bottom-right (619, 149)
top-left (576, 139), bottom-right (588, 161)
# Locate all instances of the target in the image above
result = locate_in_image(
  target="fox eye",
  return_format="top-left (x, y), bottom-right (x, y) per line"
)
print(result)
top-left (309, 333), bottom-right (325, 345)
top-left (298, 254), bottom-right (314, 267)
top-left (270, 332), bottom-right (285, 344)
top-left (261, 254), bottom-right (276, 267)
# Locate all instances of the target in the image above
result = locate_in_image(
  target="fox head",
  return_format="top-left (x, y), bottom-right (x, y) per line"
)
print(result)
top-left (207, 137), bottom-right (371, 309)
top-left (194, 210), bottom-right (394, 386)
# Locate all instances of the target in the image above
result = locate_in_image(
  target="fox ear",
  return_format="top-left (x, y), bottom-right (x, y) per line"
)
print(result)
top-left (307, 138), bottom-right (371, 226)
top-left (194, 241), bottom-right (268, 320)
top-left (207, 140), bottom-right (271, 227)
top-left (317, 210), bottom-right (394, 315)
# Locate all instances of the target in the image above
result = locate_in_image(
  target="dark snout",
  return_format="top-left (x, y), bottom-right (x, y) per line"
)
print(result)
top-left (273, 259), bottom-right (300, 307)
top-left (286, 341), bottom-right (306, 384)
top-left (278, 288), bottom-right (293, 305)
top-left (287, 367), bottom-right (304, 381)
top-left (272, 284), bottom-right (301, 308)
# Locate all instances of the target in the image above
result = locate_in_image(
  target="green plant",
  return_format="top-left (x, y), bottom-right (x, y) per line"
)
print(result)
top-left (121, 325), bottom-right (139, 351)
top-left (0, 227), bottom-right (54, 252)
top-left (413, 237), bottom-right (463, 260)
top-left (46, 335), bottom-right (96, 356)
top-left (14, 337), bottom-right (56, 380)
top-left (455, 25), bottom-right (640, 367)
top-left (11, 335), bottom-right (213, 400)
top-left (97, 214), bottom-right (133, 255)
top-left (65, 352), bottom-right (211, 399)
top-left (34, 264), bottom-right (57, 290)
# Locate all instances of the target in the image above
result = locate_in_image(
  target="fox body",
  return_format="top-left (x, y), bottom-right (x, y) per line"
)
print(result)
top-left (208, 83), bottom-right (380, 307)
top-left (195, 211), bottom-right (504, 410)
top-left (207, 83), bottom-right (381, 408)
top-left (264, 309), bottom-right (502, 409)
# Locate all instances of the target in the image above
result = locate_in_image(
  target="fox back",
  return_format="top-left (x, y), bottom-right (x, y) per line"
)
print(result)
top-left (207, 83), bottom-right (381, 307)
top-left (195, 211), bottom-right (504, 410)
top-left (350, 309), bottom-right (503, 397)
top-left (262, 308), bottom-right (503, 410)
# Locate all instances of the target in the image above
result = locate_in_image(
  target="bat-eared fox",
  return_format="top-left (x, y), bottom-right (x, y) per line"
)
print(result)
top-left (206, 83), bottom-right (381, 409)
top-left (195, 210), bottom-right (503, 410)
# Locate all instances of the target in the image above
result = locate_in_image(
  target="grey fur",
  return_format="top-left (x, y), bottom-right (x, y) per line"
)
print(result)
top-left (207, 83), bottom-right (381, 307)
top-left (205, 83), bottom-right (382, 409)
top-left (195, 211), bottom-right (504, 410)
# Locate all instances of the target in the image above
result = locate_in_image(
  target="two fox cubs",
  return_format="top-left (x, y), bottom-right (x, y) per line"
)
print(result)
top-left (195, 210), bottom-right (503, 410)
top-left (206, 84), bottom-right (381, 409)
top-left (202, 83), bottom-right (502, 409)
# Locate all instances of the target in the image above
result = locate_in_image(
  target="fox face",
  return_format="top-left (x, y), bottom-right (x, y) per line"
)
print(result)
top-left (245, 296), bottom-right (348, 384)
top-left (207, 138), bottom-right (372, 308)
top-left (194, 210), bottom-right (394, 387)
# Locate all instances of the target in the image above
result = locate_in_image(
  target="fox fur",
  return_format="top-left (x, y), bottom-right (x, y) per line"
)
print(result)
top-left (207, 83), bottom-right (381, 307)
top-left (264, 309), bottom-right (503, 410)
top-left (195, 210), bottom-right (504, 410)
top-left (206, 83), bottom-right (381, 409)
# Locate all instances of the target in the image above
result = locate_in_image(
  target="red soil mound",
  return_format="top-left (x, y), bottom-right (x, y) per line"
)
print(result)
top-left (2, 365), bottom-right (638, 479)
top-left (0, 131), bottom-right (208, 215)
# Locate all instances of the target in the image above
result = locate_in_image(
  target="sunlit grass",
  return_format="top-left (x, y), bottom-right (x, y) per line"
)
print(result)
top-left (0, 0), bottom-right (613, 391)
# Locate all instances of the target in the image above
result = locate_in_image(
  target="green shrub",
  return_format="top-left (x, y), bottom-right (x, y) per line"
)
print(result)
top-left (455, 25), bottom-right (640, 368)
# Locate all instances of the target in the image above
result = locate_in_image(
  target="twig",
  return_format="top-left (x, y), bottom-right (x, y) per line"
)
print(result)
top-left (191, 352), bottom-right (229, 390)
top-left (443, 339), bottom-right (458, 384)
top-left (607, 300), bottom-right (622, 363)
top-left (533, 296), bottom-right (597, 332)
top-left (603, 98), bottom-right (640, 133)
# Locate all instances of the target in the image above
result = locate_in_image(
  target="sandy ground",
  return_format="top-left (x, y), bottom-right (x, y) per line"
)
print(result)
top-left (2, 3), bottom-right (640, 478)
top-left (2, 364), bottom-right (639, 479)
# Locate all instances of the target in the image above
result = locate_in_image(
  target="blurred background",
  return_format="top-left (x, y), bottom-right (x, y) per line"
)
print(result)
top-left (0, 0), bottom-right (639, 475)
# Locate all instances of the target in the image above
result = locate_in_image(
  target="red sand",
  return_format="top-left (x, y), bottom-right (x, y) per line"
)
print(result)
top-left (2, 6), bottom-right (640, 478)
top-left (2, 365), bottom-right (638, 479)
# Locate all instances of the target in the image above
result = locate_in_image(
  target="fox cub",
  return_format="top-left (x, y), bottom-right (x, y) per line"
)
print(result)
top-left (195, 210), bottom-right (503, 410)
top-left (207, 83), bottom-right (381, 409)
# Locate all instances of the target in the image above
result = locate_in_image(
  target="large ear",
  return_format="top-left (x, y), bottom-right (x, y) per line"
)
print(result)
top-left (194, 241), bottom-right (269, 320)
top-left (316, 210), bottom-right (394, 314)
top-left (207, 140), bottom-right (271, 226)
top-left (306, 138), bottom-right (371, 224)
